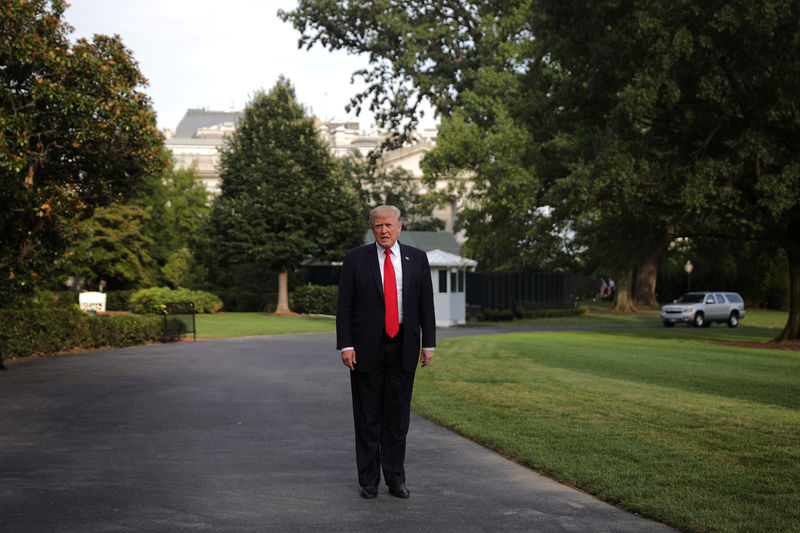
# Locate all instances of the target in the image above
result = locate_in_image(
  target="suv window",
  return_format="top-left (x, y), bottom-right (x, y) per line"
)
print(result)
top-left (676, 294), bottom-right (704, 303)
top-left (715, 294), bottom-right (724, 303)
top-left (726, 293), bottom-right (743, 303)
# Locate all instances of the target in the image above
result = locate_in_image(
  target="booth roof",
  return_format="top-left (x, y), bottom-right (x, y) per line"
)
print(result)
top-left (426, 249), bottom-right (478, 269)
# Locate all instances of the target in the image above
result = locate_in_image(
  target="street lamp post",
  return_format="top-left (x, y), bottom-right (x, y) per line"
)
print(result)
top-left (685, 260), bottom-right (693, 292)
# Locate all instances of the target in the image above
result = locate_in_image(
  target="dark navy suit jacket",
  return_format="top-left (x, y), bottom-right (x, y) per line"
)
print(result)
top-left (336, 242), bottom-right (436, 373)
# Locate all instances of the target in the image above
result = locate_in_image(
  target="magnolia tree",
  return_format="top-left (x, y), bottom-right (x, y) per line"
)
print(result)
top-left (0, 0), bottom-right (166, 304)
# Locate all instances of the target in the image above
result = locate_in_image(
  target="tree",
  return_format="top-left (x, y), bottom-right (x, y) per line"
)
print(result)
top-left (279, 1), bottom-right (530, 140)
top-left (69, 205), bottom-right (157, 289)
top-left (162, 247), bottom-right (207, 289)
top-left (532, 0), bottom-right (800, 336)
top-left (65, 156), bottom-right (210, 290)
top-left (206, 77), bottom-right (363, 313)
top-left (0, 0), bottom-right (166, 304)
top-left (280, 1), bottom-right (585, 273)
top-left (284, 1), bottom-right (800, 339)
top-left (133, 157), bottom-right (211, 275)
top-left (422, 102), bottom-right (577, 273)
top-left (336, 154), bottom-right (444, 231)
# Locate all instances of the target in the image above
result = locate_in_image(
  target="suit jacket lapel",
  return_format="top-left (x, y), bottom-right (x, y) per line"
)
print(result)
top-left (399, 243), bottom-right (409, 314)
top-left (368, 243), bottom-right (383, 297)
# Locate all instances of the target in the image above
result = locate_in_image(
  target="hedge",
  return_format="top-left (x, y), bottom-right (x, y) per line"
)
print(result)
top-left (0, 308), bottom-right (169, 361)
top-left (526, 306), bottom-right (588, 319)
top-left (129, 287), bottom-right (222, 314)
top-left (290, 284), bottom-right (338, 315)
top-left (476, 306), bottom-right (587, 321)
top-left (215, 291), bottom-right (277, 312)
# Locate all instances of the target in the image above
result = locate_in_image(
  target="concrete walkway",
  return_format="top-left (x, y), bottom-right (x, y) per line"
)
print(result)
top-left (0, 332), bottom-right (675, 532)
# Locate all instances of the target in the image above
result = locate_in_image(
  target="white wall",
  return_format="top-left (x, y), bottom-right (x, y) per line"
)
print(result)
top-left (431, 267), bottom-right (466, 327)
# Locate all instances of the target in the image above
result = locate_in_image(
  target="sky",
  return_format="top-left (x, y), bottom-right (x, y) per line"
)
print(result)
top-left (62, 0), bottom-right (432, 133)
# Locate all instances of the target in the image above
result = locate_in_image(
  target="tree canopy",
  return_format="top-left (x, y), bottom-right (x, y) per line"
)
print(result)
top-left (69, 204), bottom-right (156, 290)
top-left (336, 154), bottom-right (443, 231)
top-left (66, 158), bottom-right (211, 291)
top-left (533, 0), bottom-right (800, 335)
top-left (279, 1), bottom-right (530, 137)
top-left (206, 77), bottom-right (363, 312)
top-left (0, 0), bottom-right (166, 303)
top-left (132, 159), bottom-right (211, 271)
top-left (283, 0), bottom-right (800, 340)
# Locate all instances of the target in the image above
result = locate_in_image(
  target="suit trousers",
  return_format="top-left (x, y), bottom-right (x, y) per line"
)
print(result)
top-left (349, 329), bottom-right (416, 489)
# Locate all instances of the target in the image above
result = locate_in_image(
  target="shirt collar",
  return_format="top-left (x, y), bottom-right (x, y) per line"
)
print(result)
top-left (375, 240), bottom-right (401, 257)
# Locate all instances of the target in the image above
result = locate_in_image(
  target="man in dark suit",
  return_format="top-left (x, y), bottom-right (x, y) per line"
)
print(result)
top-left (336, 205), bottom-right (436, 499)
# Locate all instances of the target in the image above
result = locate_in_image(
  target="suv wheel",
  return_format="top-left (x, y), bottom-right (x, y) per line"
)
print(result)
top-left (728, 312), bottom-right (739, 328)
top-left (693, 312), bottom-right (705, 328)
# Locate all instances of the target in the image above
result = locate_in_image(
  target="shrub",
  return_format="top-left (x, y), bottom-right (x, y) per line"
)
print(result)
top-left (105, 290), bottom-right (135, 311)
top-left (478, 306), bottom-right (587, 321)
top-left (163, 316), bottom-right (190, 339)
top-left (52, 291), bottom-right (79, 308)
top-left (32, 288), bottom-right (57, 308)
top-left (481, 308), bottom-right (500, 321)
top-left (0, 309), bottom-right (165, 361)
top-left (129, 287), bottom-right (222, 314)
top-left (481, 308), bottom-right (515, 321)
top-left (215, 291), bottom-right (276, 312)
top-left (7, 290), bottom-right (77, 309)
top-left (162, 248), bottom-right (208, 289)
top-left (526, 306), bottom-right (588, 319)
top-left (290, 284), bottom-right (338, 315)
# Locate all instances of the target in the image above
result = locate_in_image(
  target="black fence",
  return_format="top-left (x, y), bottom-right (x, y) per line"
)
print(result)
top-left (299, 266), bottom-right (576, 315)
top-left (161, 301), bottom-right (196, 342)
top-left (304, 264), bottom-right (342, 286)
top-left (466, 272), bottom-right (576, 312)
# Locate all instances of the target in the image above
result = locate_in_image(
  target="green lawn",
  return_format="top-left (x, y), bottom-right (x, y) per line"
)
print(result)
top-left (467, 307), bottom-right (789, 330)
top-left (194, 313), bottom-right (335, 338)
top-left (191, 308), bottom-right (788, 338)
top-left (412, 325), bottom-right (800, 533)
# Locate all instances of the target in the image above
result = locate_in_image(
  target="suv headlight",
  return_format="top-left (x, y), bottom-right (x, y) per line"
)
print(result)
top-left (684, 306), bottom-right (693, 313)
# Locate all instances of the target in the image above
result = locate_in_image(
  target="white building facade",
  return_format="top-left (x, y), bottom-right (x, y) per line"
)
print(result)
top-left (163, 108), bottom-right (462, 231)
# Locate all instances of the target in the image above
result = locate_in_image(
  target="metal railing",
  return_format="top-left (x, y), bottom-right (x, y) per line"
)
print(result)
top-left (161, 301), bottom-right (196, 342)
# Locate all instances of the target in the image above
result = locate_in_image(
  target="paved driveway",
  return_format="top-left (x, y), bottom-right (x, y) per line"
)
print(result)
top-left (0, 332), bottom-right (674, 532)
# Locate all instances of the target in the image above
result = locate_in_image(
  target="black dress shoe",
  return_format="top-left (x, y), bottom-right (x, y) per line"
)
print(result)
top-left (361, 486), bottom-right (378, 499)
top-left (388, 483), bottom-right (410, 498)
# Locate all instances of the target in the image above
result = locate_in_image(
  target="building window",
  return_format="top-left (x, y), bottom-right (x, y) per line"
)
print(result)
top-left (451, 271), bottom-right (457, 294)
top-left (439, 270), bottom-right (447, 293)
top-left (458, 270), bottom-right (465, 292)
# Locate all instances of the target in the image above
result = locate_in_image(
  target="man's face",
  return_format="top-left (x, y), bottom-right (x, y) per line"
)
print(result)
top-left (372, 215), bottom-right (402, 250)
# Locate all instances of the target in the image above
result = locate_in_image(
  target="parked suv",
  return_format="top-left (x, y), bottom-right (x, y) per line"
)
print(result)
top-left (661, 292), bottom-right (746, 328)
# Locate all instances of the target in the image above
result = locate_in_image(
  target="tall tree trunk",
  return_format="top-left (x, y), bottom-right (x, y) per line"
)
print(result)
top-left (775, 242), bottom-right (800, 342)
top-left (274, 267), bottom-right (292, 315)
top-left (609, 269), bottom-right (637, 313)
top-left (633, 231), bottom-right (673, 308)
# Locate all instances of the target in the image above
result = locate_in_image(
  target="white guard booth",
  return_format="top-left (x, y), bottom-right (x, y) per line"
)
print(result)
top-left (78, 291), bottom-right (107, 313)
top-left (426, 249), bottom-right (478, 327)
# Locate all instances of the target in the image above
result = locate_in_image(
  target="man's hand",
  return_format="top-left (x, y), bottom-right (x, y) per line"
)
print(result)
top-left (421, 349), bottom-right (434, 368)
top-left (342, 349), bottom-right (356, 371)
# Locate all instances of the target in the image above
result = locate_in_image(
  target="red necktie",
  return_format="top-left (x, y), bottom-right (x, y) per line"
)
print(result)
top-left (384, 249), bottom-right (399, 338)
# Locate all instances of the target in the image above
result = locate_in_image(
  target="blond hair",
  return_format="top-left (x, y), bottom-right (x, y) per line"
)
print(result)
top-left (369, 205), bottom-right (402, 227)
